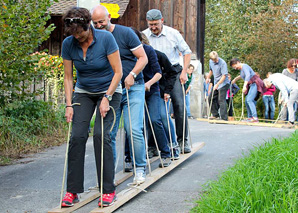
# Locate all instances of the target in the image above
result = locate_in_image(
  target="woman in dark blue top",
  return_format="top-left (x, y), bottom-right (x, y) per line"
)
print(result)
top-left (61, 7), bottom-right (122, 207)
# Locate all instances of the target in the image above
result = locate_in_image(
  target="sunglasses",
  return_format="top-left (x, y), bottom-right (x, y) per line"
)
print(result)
top-left (292, 64), bottom-right (297, 68)
top-left (65, 17), bottom-right (85, 25)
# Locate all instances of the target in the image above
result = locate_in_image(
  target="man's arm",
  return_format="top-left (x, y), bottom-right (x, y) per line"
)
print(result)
top-left (124, 46), bottom-right (148, 89)
top-left (180, 53), bottom-right (191, 84)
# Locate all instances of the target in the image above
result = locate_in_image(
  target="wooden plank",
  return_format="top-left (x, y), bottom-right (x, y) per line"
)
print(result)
top-left (48, 157), bottom-right (160, 213)
top-left (90, 142), bottom-right (205, 213)
top-left (207, 119), bottom-right (298, 129)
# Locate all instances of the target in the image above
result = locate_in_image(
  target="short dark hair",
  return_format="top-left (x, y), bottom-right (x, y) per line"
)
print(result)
top-left (230, 58), bottom-right (240, 67)
top-left (62, 7), bottom-right (91, 36)
top-left (188, 64), bottom-right (194, 69)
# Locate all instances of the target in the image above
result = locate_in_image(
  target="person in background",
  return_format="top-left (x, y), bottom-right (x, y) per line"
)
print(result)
top-left (263, 72), bottom-right (276, 120)
top-left (230, 58), bottom-right (266, 123)
top-left (226, 73), bottom-right (240, 120)
top-left (185, 64), bottom-right (194, 119)
top-left (61, 7), bottom-right (122, 207)
top-left (143, 9), bottom-right (192, 153)
top-left (265, 73), bottom-right (298, 127)
top-left (206, 51), bottom-right (230, 121)
top-left (91, 5), bottom-right (148, 185)
top-left (279, 59), bottom-right (298, 122)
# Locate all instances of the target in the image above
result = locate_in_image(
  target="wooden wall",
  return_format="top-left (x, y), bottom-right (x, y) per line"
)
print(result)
top-left (113, 0), bottom-right (197, 54)
top-left (45, 0), bottom-right (198, 56)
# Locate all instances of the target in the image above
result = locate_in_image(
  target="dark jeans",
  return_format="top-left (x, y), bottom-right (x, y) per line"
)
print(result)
top-left (67, 92), bottom-right (121, 194)
top-left (146, 91), bottom-right (171, 158)
top-left (209, 84), bottom-right (229, 120)
top-left (170, 72), bottom-right (188, 144)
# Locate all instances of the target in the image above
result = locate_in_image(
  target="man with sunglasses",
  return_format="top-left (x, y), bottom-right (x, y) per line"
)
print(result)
top-left (143, 9), bottom-right (192, 154)
top-left (91, 5), bottom-right (148, 185)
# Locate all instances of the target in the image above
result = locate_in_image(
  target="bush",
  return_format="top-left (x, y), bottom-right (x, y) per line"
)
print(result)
top-left (192, 131), bottom-right (298, 212)
top-left (0, 100), bottom-right (67, 164)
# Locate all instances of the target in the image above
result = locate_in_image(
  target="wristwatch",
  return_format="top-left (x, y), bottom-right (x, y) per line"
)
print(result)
top-left (104, 94), bottom-right (112, 101)
top-left (130, 71), bottom-right (137, 79)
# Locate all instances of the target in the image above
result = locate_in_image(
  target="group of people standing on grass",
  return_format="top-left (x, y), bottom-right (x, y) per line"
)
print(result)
top-left (60, 6), bottom-right (193, 208)
top-left (205, 51), bottom-right (298, 127)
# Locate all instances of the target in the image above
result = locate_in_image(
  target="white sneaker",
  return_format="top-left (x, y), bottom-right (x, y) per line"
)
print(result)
top-left (133, 167), bottom-right (146, 184)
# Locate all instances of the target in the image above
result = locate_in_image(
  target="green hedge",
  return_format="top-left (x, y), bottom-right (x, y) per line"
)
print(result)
top-left (0, 100), bottom-right (67, 164)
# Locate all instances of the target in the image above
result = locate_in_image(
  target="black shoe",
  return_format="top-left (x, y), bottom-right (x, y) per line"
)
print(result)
top-left (159, 158), bottom-right (171, 168)
top-left (147, 147), bottom-right (156, 159)
top-left (188, 116), bottom-right (194, 119)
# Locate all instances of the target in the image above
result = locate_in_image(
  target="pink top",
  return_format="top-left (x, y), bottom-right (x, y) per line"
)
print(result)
top-left (263, 85), bottom-right (276, 96)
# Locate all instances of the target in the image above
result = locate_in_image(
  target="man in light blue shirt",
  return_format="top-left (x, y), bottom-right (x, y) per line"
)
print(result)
top-left (206, 51), bottom-right (229, 120)
top-left (265, 73), bottom-right (298, 126)
top-left (143, 9), bottom-right (192, 153)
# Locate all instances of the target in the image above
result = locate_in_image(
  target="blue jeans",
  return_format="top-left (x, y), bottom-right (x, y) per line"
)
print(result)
top-left (160, 98), bottom-right (178, 146)
top-left (146, 91), bottom-right (171, 158)
top-left (185, 92), bottom-right (191, 117)
top-left (110, 84), bottom-right (146, 168)
top-left (262, 95), bottom-right (275, 120)
top-left (245, 83), bottom-right (258, 118)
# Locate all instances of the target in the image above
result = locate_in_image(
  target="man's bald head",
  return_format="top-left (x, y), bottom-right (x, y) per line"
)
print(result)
top-left (91, 5), bottom-right (112, 31)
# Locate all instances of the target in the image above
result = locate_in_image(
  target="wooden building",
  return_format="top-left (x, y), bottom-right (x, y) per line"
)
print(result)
top-left (46, 0), bottom-right (198, 57)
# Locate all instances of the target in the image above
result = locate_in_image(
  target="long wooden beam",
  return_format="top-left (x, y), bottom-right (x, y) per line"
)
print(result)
top-left (90, 142), bottom-right (205, 213)
top-left (196, 118), bottom-right (297, 129)
top-left (48, 157), bottom-right (159, 213)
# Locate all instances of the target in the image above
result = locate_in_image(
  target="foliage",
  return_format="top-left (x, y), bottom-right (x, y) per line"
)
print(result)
top-left (191, 131), bottom-right (298, 212)
top-left (0, 0), bottom-right (57, 107)
top-left (0, 100), bottom-right (67, 165)
top-left (205, 0), bottom-right (298, 78)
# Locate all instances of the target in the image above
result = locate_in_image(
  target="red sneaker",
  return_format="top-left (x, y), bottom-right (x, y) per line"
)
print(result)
top-left (98, 191), bottom-right (117, 207)
top-left (61, 192), bottom-right (79, 207)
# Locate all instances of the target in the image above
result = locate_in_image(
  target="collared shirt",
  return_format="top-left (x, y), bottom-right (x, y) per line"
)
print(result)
top-left (268, 73), bottom-right (298, 102)
top-left (62, 27), bottom-right (119, 93)
top-left (209, 57), bottom-right (229, 89)
top-left (142, 25), bottom-right (192, 65)
top-left (282, 68), bottom-right (298, 81)
top-left (240, 64), bottom-right (255, 82)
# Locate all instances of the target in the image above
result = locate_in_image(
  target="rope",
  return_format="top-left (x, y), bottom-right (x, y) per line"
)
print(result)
top-left (165, 100), bottom-right (175, 161)
top-left (101, 105), bottom-right (116, 209)
top-left (272, 104), bottom-right (285, 126)
top-left (207, 89), bottom-right (215, 122)
top-left (60, 102), bottom-right (81, 208)
top-left (60, 122), bottom-right (72, 208)
top-left (181, 84), bottom-right (186, 154)
top-left (125, 89), bottom-right (137, 181)
top-left (144, 101), bottom-right (164, 168)
top-left (143, 110), bottom-right (152, 175)
top-left (236, 93), bottom-right (245, 123)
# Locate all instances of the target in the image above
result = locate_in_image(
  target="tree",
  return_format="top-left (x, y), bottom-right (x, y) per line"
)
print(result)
top-left (0, 0), bottom-right (56, 107)
top-left (204, 0), bottom-right (298, 77)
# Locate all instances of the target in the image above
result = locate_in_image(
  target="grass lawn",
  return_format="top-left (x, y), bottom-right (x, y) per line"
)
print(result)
top-left (192, 130), bottom-right (298, 212)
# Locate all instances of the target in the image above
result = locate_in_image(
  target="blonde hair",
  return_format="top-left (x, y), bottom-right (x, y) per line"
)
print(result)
top-left (209, 51), bottom-right (218, 60)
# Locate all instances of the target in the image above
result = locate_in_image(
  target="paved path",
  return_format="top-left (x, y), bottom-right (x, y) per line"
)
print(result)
top-left (0, 120), bottom-right (295, 213)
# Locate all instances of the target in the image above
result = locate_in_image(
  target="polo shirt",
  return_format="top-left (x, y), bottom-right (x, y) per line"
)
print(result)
top-left (112, 25), bottom-right (144, 87)
top-left (62, 27), bottom-right (118, 93)
top-left (209, 57), bottom-right (229, 89)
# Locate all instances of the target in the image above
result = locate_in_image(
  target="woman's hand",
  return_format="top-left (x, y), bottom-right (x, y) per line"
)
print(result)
top-left (100, 97), bottom-right (110, 118)
top-left (65, 107), bottom-right (74, 123)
